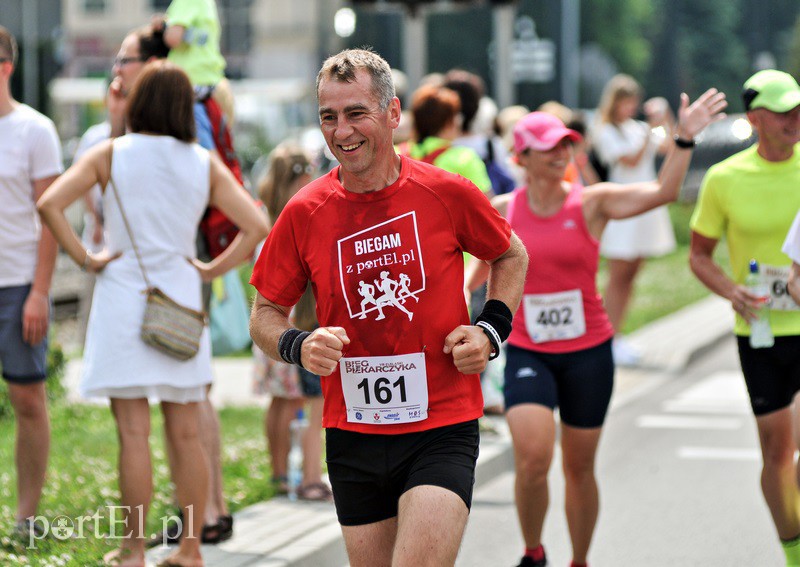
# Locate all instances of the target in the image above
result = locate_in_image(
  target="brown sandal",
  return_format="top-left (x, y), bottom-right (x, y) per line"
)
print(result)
top-left (296, 482), bottom-right (333, 502)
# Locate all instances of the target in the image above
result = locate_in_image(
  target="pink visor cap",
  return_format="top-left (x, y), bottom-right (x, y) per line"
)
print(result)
top-left (513, 111), bottom-right (583, 153)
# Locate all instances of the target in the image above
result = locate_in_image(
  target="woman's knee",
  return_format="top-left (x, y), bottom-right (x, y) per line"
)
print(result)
top-left (514, 443), bottom-right (554, 481)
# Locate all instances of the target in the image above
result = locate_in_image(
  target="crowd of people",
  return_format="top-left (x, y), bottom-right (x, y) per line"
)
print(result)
top-left (4, 2), bottom-right (800, 566)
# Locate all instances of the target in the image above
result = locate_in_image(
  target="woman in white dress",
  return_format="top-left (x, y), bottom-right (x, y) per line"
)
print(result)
top-left (593, 74), bottom-right (677, 364)
top-left (38, 61), bottom-right (268, 567)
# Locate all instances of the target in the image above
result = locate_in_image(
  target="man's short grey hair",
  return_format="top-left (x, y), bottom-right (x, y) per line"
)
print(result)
top-left (316, 48), bottom-right (396, 110)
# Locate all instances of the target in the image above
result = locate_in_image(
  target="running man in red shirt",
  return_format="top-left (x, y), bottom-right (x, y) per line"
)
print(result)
top-left (250, 48), bottom-right (527, 566)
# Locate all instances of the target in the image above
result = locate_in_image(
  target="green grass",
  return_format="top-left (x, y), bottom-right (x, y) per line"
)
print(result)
top-left (0, 404), bottom-right (273, 566)
top-left (597, 202), bottom-right (731, 334)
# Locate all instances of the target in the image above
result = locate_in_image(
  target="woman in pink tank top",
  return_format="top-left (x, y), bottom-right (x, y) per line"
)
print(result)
top-left (467, 91), bottom-right (727, 567)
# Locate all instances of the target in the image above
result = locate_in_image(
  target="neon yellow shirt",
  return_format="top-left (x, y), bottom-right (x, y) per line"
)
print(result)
top-left (691, 144), bottom-right (800, 336)
top-left (408, 137), bottom-right (492, 194)
top-left (166, 0), bottom-right (225, 87)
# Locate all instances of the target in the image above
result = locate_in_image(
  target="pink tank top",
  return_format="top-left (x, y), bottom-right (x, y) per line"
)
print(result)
top-left (507, 184), bottom-right (614, 353)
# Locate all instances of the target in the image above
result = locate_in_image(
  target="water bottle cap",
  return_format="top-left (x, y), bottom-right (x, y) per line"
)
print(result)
top-left (749, 259), bottom-right (758, 274)
top-left (296, 409), bottom-right (305, 420)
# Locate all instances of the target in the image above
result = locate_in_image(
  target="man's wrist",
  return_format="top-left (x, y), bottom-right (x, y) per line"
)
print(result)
top-left (27, 287), bottom-right (49, 299)
top-left (474, 299), bottom-right (513, 361)
top-left (278, 328), bottom-right (311, 367)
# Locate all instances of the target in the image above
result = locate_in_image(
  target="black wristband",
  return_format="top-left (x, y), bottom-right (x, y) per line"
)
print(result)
top-left (278, 328), bottom-right (311, 367)
top-left (474, 299), bottom-right (514, 360)
top-left (673, 135), bottom-right (695, 149)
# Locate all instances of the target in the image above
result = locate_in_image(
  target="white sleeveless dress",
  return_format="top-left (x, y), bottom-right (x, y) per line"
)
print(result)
top-left (594, 120), bottom-right (676, 260)
top-left (81, 134), bottom-right (212, 402)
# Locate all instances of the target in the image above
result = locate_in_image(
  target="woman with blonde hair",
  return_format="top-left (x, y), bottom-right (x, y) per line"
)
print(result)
top-left (593, 74), bottom-right (677, 365)
top-left (254, 144), bottom-right (331, 501)
top-left (38, 60), bottom-right (268, 567)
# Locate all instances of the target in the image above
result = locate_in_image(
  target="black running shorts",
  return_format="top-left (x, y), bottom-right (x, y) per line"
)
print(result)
top-left (325, 420), bottom-right (479, 526)
top-left (737, 335), bottom-right (800, 416)
top-left (503, 340), bottom-right (614, 428)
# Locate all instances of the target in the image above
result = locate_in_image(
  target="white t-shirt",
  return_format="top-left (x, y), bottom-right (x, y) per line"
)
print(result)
top-left (0, 104), bottom-right (63, 287)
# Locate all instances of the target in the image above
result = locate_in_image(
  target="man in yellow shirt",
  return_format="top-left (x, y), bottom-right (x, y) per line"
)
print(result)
top-left (690, 69), bottom-right (800, 567)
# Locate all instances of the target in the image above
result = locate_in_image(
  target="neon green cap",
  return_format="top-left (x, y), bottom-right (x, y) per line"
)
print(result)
top-left (743, 70), bottom-right (800, 113)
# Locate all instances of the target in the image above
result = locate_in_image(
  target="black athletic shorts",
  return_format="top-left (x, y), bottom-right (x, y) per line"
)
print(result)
top-left (325, 420), bottom-right (479, 526)
top-left (738, 335), bottom-right (800, 416)
top-left (503, 340), bottom-right (615, 428)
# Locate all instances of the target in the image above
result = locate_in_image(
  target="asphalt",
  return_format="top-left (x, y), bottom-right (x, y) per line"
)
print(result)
top-left (64, 295), bottom-right (735, 567)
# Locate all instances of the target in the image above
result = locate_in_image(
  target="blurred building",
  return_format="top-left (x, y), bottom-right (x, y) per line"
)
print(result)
top-left (61, 0), bottom-right (339, 81)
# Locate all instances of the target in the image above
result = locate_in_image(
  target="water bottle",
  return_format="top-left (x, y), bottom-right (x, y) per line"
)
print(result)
top-left (287, 409), bottom-right (307, 501)
top-left (745, 260), bottom-right (774, 349)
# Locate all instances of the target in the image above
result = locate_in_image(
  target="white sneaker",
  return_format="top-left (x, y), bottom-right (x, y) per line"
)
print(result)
top-left (612, 337), bottom-right (642, 367)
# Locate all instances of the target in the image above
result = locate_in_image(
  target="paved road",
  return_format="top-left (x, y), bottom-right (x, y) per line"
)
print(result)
top-left (457, 336), bottom-right (782, 567)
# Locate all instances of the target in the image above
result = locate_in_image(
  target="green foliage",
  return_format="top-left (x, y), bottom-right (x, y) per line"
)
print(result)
top-left (597, 202), bottom-right (730, 334)
top-left (581, 0), bottom-right (657, 78)
top-left (788, 13), bottom-right (800, 78)
top-left (677, 0), bottom-right (746, 101)
top-left (0, 342), bottom-right (67, 421)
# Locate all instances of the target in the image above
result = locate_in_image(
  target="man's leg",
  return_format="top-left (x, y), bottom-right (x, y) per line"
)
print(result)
top-left (561, 424), bottom-right (603, 565)
top-left (7, 381), bottom-right (50, 521)
top-left (341, 517), bottom-right (397, 567)
top-left (757, 406), bottom-right (800, 539)
top-left (393, 485), bottom-right (469, 567)
top-left (506, 404), bottom-right (556, 552)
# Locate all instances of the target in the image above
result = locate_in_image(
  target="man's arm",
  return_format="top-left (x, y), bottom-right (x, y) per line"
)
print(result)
top-left (689, 230), bottom-right (759, 322)
top-left (789, 262), bottom-right (800, 306)
top-left (250, 293), bottom-right (349, 377)
top-left (485, 232), bottom-right (527, 314)
top-left (23, 175), bottom-right (59, 345)
top-left (445, 233), bottom-right (528, 374)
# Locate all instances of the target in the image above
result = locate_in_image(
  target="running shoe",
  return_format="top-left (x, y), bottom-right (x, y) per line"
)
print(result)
top-left (612, 337), bottom-right (642, 367)
top-left (515, 553), bottom-right (547, 567)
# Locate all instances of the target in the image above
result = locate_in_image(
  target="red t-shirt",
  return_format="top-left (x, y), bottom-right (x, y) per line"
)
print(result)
top-left (251, 156), bottom-right (511, 434)
top-left (507, 185), bottom-right (614, 353)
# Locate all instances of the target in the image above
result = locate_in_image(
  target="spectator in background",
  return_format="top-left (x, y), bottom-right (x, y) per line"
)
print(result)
top-left (154, 1), bottom-right (247, 540)
top-left (0, 25), bottom-right (63, 539)
top-left (254, 144), bottom-right (331, 501)
top-left (445, 69), bottom-right (515, 196)
top-left (73, 99), bottom-right (111, 347)
top-left (592, 74), bottom-right (677, 365)
top-left (496, 104), bottom-right (530, 186)
top-left (401, 84), bottom-right (491, 193)
top-left (38, 60), bottom-right (268, 567)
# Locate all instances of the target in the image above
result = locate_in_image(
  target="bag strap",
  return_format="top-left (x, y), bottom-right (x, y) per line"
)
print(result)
top-left (105, 142), bottom-right (153, 290)
top-left (485, 138), bottom-right (495, 163)
top-left (421, 145), bottom-right (449, 164)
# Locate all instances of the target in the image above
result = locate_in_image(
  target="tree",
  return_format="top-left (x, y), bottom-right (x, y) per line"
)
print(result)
top-left (580, 0), bottom-right (657, 79)
top-left (783, 12), bottom-right (800, 78)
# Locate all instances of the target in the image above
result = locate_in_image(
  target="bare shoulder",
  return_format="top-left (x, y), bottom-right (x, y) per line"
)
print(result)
top-left (490, 192), bottom-right (514, 217)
